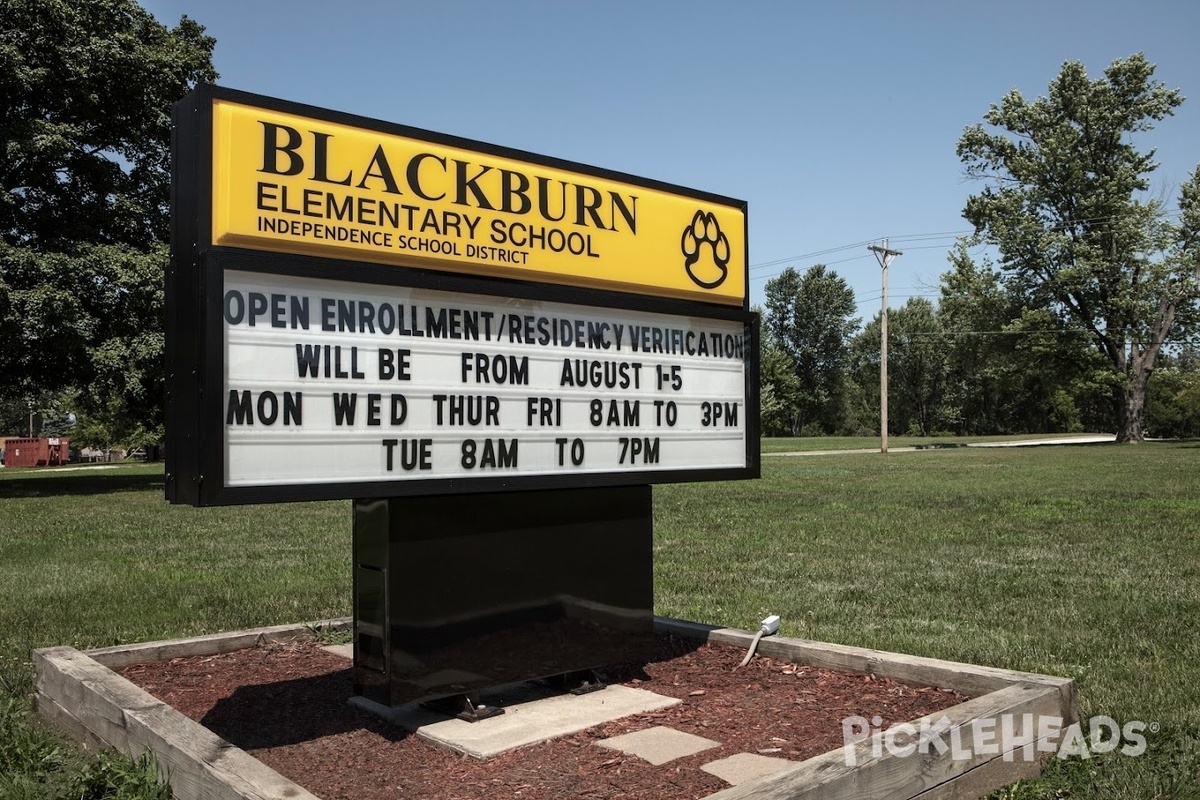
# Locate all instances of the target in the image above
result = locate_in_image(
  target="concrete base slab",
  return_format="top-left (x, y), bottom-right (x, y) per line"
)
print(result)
top-left (598, 725), bottom-right (721, 765)
top-left (352, 684), bottom-right (681, 759)
top-left (701, 753), bottom-right (794, 785)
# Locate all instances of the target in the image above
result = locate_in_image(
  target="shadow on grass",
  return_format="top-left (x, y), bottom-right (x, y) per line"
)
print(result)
top-left (0, 469), bottom-right (163, 498)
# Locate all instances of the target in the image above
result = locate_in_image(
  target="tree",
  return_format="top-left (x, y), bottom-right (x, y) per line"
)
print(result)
top-left (759, 340), bottom-right (801, 436)
top-left (888, 299), bottom-right (948, 437)
top-left (849, 299), bottom-right (950, 436)
top-left (763, 265), bottom-right (859, 434)
top-left (937, 240), bottom-right (1110, 435)
top-left (1145, 350), bottom-right (1200, 438)
top-left (0, 0), bottom-right (216, 442)
top-left (937, 241), bottom-right (1012, 434)
top-left (957, 53), bottom-right (1200, 442)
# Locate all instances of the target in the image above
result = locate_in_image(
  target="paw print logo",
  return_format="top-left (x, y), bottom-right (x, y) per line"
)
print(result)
top-left (681, 210), bottom-right (731, 290)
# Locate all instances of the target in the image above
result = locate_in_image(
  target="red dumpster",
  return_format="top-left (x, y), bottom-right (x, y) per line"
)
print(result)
top-left (2, 437), bottom-right (70, 467)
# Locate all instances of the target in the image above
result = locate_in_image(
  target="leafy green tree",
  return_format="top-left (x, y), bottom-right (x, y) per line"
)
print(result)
top-left (759, 340), bottom-right (801, 436)
top-left (0, 0), bottom-right (216, 443)
top-left (1001, 308), bottom-right (1112, 433)
top-left (850, 299), bottom-right (950, 436)
top-left (1145, 351), bottom-right (1200, 437)
top-left (888, 299), bottom-right (949, 437)
top-left (937, 241), bottom-right (1111, 435)
top-left (937, 242), bottom-right (1012, 434)
top-left (763, 265), bottom-right (859, 434)
top-left (957, 53), bottom-right (1200, 442)
top-left (845, 328), bottom-right (881, 436)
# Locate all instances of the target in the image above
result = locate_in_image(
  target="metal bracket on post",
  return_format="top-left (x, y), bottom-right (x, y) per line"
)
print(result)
top-left (421, 692), bottom-right (505, 723)
top-left (456, 694), bottom-right (505, 723)
top-left (548, 669), bottom-right (607, 696)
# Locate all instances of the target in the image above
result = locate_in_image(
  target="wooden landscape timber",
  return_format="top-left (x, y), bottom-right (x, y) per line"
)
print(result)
top-left (33, 617), bottom-right (1077, 800)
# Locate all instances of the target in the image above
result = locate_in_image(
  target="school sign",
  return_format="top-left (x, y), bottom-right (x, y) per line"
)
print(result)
top-left (166, 85), bottom-right (758, 506)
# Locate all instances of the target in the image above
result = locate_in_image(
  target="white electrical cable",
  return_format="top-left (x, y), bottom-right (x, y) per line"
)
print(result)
top-left (735, 615), bottom-right (781, 669)
top-left (737, 629), bottom-right (765, 669)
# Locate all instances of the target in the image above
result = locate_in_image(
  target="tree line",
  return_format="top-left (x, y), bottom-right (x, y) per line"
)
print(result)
top-left (1, 1), bottom-right (1196, 447)
top-left (762, 251), bottom-right (1200, 439)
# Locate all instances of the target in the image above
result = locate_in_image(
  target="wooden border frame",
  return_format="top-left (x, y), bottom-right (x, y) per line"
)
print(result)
top-left (34, 618), bottom-right (1076, 800)
top-left (655, 619), bottom-right (1078, 799)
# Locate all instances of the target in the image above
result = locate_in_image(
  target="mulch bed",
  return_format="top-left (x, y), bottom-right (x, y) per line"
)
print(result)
top-left (119, 634), bottom-right (968, 800)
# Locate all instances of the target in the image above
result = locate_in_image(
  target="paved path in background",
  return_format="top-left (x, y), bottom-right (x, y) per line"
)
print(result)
top-left (765, 434), bottom-right (1114, 457)
top-left (0, 463), bottom-right (118, 472)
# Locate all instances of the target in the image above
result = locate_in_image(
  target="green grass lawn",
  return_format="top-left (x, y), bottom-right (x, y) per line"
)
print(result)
top-left (2, 444), bottom-right (1198, 798)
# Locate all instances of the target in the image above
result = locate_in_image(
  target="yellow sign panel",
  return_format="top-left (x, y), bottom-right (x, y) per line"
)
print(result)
top-left (211, 100), bottom-right (746, 305)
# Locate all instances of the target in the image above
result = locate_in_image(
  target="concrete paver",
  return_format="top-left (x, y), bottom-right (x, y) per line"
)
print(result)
top-left (320, 643), bottom-right (353, 659)
top-left (701, 752), bottom-right (794, 785)
top-left (351, 685), bottom-right (682, 759)
top-left (596, 725), bottom-right (721, 765)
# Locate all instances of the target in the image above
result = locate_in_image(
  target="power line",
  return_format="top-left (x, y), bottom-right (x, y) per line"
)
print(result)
top-left (749, 232), bottom-right (972, 272)
top-left (902, 329), bottom-right (1094, 337)
top-left (749, 207), bottom-right (1186, 275)
top-left (855, 292), bottom-right (940, 302)
top-left (749, 239), bottom-right (882, 271)
top-left (750, 253), bottom-right (878, 283)
top-left (895, 243), bottom-right (964, 252)
top-left (876, 230), bottom-right (976, 244)
top-left (750, 237), bottom-right (990, 282)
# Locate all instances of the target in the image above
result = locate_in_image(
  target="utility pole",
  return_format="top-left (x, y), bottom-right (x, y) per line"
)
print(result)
top-left (868, 240), bottom-right (902, 453)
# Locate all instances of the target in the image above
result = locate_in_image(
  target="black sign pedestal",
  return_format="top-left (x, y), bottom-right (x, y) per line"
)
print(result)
top-left (352, 486), bottom-right (655, 711)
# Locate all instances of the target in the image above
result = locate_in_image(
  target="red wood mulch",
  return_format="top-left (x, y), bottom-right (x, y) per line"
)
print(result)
top-left (119, 634), bottom-right (967, 800)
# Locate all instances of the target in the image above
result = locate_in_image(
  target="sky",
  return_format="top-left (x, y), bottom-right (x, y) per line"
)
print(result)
top-left (141, 0), bottom-right (1200, 322)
